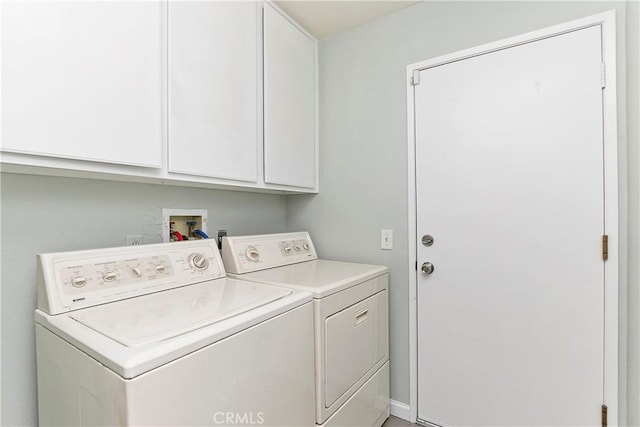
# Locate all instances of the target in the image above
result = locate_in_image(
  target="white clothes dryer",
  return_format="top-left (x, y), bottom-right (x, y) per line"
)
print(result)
top-left (222, 232), bottom-right (390, 427)
top-left (35, 239), bottom-right (315, 427)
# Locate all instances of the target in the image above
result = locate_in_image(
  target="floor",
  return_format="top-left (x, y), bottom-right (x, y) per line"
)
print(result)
top-left (383, 415), bottom-right (418, 426)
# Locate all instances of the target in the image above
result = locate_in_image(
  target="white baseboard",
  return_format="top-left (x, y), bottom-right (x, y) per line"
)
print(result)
top-left (390, 399), bottom-right (411, 422)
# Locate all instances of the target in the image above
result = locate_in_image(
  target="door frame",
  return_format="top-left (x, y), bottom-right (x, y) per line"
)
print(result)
top-left (406, 10), bottom-right (618, 425)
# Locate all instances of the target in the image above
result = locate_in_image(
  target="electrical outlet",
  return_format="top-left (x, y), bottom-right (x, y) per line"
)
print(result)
top-left (162, 208), bottom-right (208, 242)
top-left (126, 235), bottom-right (143, 246)
top-left (381, 229), bottom-right (393, 250)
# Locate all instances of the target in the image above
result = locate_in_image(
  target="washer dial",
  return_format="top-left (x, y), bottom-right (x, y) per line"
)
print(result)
top-left (245, 246), bottom-right (260, 262)
top-left (189, 253), bottom-right (209, 270)
top-left (129, 267), bottom-right (142, 278)
top-left (71, 276), bottom-right (88, 288)
top-left (102, 271), bottom-right (117, 283)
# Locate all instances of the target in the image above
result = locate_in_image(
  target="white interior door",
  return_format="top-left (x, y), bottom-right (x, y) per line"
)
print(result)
top-left (415, 25), bottom-right (607, 426)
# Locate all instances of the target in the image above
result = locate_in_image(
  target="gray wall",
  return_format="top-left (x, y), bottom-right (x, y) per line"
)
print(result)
top-left (286, 0), bottom-right (640, 423)
top-left (0, 173), bottom-right (287, 426)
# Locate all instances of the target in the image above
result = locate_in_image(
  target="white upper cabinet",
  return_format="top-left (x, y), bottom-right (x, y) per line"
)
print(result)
top-left (1, 1), bottom-right (163, 168)
top-left (263, 3), bottom-right (317, 189)
top-left (168, 1), bottom-right (259, 183)
top-left (1, 1), bottom-right (317, 193)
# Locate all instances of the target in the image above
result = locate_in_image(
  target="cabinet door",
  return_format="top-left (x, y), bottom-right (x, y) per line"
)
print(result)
top-left (1, 1), bottom-right (163, 168)
top-left (263, 4), bottom-right (317, 189)
top-left (168, 1), bottom-right (259, 182)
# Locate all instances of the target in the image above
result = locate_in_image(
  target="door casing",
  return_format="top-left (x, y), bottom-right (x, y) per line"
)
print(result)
top-left (406, 10), bottom-right (619, 425)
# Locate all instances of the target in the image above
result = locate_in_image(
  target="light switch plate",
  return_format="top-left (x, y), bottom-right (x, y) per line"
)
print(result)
top-left (381, 229), bottom-right (393, 250)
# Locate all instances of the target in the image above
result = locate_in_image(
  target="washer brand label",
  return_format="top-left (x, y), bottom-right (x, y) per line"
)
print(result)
top-left (72, 297), bottom-right (85, 303)
top-left (213, 412), bottom-right (264, 425)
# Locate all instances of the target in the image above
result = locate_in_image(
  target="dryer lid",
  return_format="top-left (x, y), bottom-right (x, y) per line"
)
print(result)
top-left (70, 278), bottom-right (291, 347)
top-left (230, 259), bottom-right (388, 298)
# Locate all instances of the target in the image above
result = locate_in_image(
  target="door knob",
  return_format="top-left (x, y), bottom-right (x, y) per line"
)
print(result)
top-left (421, 262), bottom-right (435, 275)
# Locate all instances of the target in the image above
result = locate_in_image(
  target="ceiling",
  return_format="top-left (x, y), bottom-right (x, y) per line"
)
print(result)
top-left (273, 1), bottom-right (420, 40)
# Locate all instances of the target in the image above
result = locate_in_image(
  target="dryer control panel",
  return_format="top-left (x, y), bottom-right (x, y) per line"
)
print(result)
top-left (38, 240), bottom-right (225, 315)
top-left (221, 232), bottom-right (318, 274)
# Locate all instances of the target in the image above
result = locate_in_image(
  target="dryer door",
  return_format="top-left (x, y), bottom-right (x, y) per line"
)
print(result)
top-left (324, 289), bottom-right (388, 407)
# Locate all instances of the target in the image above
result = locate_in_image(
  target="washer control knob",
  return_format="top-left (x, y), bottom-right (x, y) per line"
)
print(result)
top-left (102, 272), bottom-right (117, 283)
top-left (246, 246), bottom-right (260, 262)
top-left (294, 245), bottom-right (301, 251)
top-left (155, 264), bottom-right (166, 273)
top-left (303, 242), bottom-right (310, 250)
top-left (129, 267), bottom-right (142, 278)
top-left (284, 246), bottom-right (292, 253)
top-left (71, 276), bottom-right (88, 288)
top-left (189, 254), bottom-right (209, 270)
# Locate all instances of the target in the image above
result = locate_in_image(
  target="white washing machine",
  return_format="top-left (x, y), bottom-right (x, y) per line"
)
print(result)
top-left (35, 239), bottom-right (315, 427)
top-left (221, 232), bottom-right (390, 427)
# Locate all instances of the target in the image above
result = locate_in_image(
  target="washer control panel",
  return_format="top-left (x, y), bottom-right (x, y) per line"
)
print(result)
top-left (221, 232), bottom-right (317, 274)
top-left (38, 240), bottom-right (225, 315)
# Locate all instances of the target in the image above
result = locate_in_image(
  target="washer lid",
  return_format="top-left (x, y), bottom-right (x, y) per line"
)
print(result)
top-left (229, 260), bottom-right (388, 298)
top-left (36, 278), bottom-right (311, 379)
top-left (70, 278), bottom-right (291, 347)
